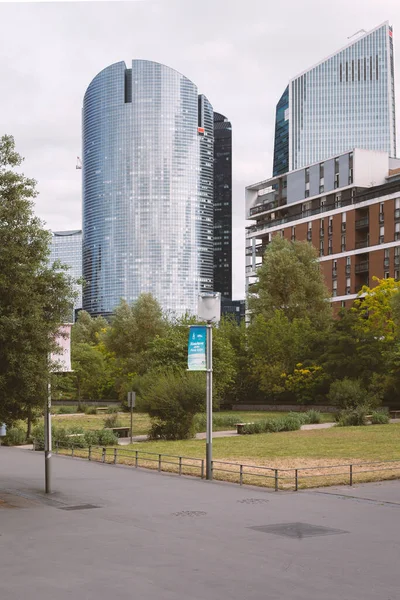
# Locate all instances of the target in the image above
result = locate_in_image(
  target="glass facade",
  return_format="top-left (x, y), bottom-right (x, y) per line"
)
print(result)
top-left (213, 112), bottom-right (232, 299)
top-left (272, 86), bottom-right (289, 176)
top-left (82, 60), bottom-right (214, 317)
top-left (49, 230), bottom-right (83, 316)
top-left (273, 22), bottom-right (396, 173)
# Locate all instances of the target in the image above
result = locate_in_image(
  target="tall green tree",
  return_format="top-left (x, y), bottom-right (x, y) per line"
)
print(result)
top-left (0, 135), bottom-right (75, 424)
top-left (72, 310), bottom-right (109, 345)
top-left (250, 236), bottom-right (332, 328)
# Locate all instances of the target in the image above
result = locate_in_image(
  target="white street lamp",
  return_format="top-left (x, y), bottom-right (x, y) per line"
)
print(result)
top-left (197, 292), bottom-right (221, 480)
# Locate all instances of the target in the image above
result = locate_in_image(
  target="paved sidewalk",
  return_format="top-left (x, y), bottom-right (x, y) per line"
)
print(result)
top-left (1, 447), bottom-right (400, 600)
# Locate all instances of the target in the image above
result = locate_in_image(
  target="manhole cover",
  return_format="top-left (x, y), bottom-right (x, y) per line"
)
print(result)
top-left (59, 504), bottom-right (99, 511)
top-left (249, 522), bottom-right (348, 539)
top-left (172, 511), bottom-right (207, 517)
top-left (237, 498), bottom-right (269, 505)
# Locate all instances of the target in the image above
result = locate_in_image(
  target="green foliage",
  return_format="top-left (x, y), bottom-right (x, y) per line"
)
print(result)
top-left (86, 406), bottom-right (98, 415)
top-left (0, 135), bottom-right (75, 424)
top-left (55, 406), bottom-right (76, 415)
top-left (3, 426), bottom-right (26, 446)
top-left (336, 405), bottom-right (371, 427)
top-left (84, 429), bottom-right (118, 446)
top-left (72, 310), bottom-right (109, 345)
top-left (140, 370), bottom-right (205, 440)
top-left (240, 414), bottom-right (303, 435)
top-left (103, 413), bottom-right (120, 428)
top-left (352, 277), bottom-right (400, 341)
top-left (32, 423), bottom-right (118, 449)
top-left (303, 409), bottom-right (323, 424)
top-left (249, 236), bottom-right (332, 328)
top-left (194, 413), bottom-right (240, 432)
top-left (327, 378), bottom-right (370, 411)
top-left (370, 411), bottom-right (390, 425)
top-left (283, 364), bottom-right (327, 405)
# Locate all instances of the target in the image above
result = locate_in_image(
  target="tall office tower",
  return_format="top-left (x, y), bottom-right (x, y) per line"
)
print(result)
top-left (82, 60), bottom-right (214, 317)
top-left (49, 230), bottom-right (82, 318)
top-left (273, 22), bottom-right (396, 175)
top-left (213, 112), bottom-right (232, 299)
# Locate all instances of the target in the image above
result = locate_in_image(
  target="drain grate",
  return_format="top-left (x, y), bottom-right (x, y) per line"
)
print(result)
top-left (249, 522), bottom-right (348, 539)
top-left (237, 498), bottom-right (269, 505)
top-left (172, 511), bottom-right (207, 517)
top-left (59, 504), bottom-right (99, 511)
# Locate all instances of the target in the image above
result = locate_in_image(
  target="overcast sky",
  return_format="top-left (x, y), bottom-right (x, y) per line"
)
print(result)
top-left (1, 0), bottom-right (400, 298)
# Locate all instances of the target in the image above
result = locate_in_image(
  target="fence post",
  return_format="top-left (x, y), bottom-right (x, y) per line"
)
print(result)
top-left (274, 469), bottom-right (279, 492)
top-left (32, 440), bottom-right (36, 451)
top-left (349, 464), bottom-right (353, 486)
top-left (295, 469), bottom-right (298, 492)
top-left (158, 454), bottom-right (162, 472)
top-left (135, 450), bottom-right (138, 468)
top-left (201, 459), bottom-right (204, 479)
top-left (55, 442), bottom-right (59, 455)
top-left (88, 446), bottom-right (92, 461)
top-left (102, 447), bottom-right (106, 463)
top-left (113, 448), bottom-right (118, 465)
top-left (239, 464), bottom-right (243, 486)
top-left (71, 445), bottom-right (74, 457)
top-left (179, 456), bottom-right (182, 476)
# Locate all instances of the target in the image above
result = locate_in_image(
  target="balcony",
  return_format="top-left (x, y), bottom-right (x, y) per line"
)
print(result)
top-left (332, 269), bottom-right (338, 278)
top-left (355, 238), bottom-right (369, 249)
top-left (395, 256), bottom-right (400, 267)
top-left (355, 216), bottom-right (369, 230)
top-left (355, 261), bottom-right (369, 274)
top-left (307, 231), bottom-right (312, 241)
top-left (379, 213), bottom-right (385, 223)
top-left (395, 208), bottom-right (400, 220)
top-left (345, 264), bottom-right (351, 275)
top-left (249, 200), bottom-right (278, 217)
top-left (384, 257), bottom-right (390, 268)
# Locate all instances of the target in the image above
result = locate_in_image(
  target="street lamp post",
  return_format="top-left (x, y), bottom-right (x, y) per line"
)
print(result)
top-left (198, 292), bottom-right (221, 481)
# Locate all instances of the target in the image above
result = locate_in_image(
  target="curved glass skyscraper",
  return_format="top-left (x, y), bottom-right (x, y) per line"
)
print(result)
top-left (82, 60), bottom-right (214, 317)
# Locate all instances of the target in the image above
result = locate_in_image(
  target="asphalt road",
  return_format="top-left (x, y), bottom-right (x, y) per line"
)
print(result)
top-left (1, 447), bottom-right (399, 600)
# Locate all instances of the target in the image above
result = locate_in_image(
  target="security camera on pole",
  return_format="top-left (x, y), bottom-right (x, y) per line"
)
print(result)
top-left (189, 292), bottom-right (221, 481)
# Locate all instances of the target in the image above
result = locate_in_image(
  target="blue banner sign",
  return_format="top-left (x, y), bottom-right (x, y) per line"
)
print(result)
top-left (188, 326), bottom-right (207, 371)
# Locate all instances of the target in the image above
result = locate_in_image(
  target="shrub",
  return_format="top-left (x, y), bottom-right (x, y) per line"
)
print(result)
top-left (55, 406), bottom-right (76, 415)
top-left (370, 411), bottom-right (390, 425)
top-left (336, 405), bottom-right (371, 427)
top-left (3, 426), bottom-right (26, 446)
top-left (304, 409), bottom-right (323, 424)
top-left (141, 370), bottom-right (205, 440)
top-left (106, 406), bottom-right (120, 414)
top-left (327, 379), bottom-right (367, 410)
top-left (84, 429), bottom-right (118, 446)
top-left (240, 415), bottom-right (303, 435)
top-left (104, 414), bottom-right (120, 428)
top-left (86, 406), bottom-right (97, 415)
top-left (194, 413), bottom-right (239, 433)
top-left (77, 404), bottom-right (89, 414)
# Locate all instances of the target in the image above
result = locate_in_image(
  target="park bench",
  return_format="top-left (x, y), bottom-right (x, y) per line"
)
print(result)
top-left (236, 423), bottom-right (254, 434)
top-left (105, 426), bottom-right (131, 438)
top-left (389, 410), bottom-right (400, 419)
top-left (96, 407), bottom-right (109, 415)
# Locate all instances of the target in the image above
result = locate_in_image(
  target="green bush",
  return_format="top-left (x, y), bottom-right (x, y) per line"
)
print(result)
top-left (104, 414), bottom-right (120, 428)
top-left (327, 379), bottom-right (367, 410)
top-left (370, 411), bottom-right (390, 425)
top-left (141, 370), bottom-right (205, 440)
top-left (240, 415), bottom-right (303, 435)
top-left (55, 406), bottom-right (76, 415)
top-left (304, 409), bottom-right (323, 424)
top-left (77, 404), bottom-right (89, 414)
top-left (86, 406), bottom-right (97, 415)
top-left (106, 406), bottom-right (120, 414)
top-left (84, 429), bottom-right (118, 446)
top-left (336, 405), bottom-right (371, 427)
top-left (3, 426), bottom-right (26, 446)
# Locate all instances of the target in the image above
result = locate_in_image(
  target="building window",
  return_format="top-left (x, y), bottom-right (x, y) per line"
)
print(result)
top-left (379, 226), bottom-right (384, 244)
top-left (291, 226), bottom-right (296, 241)
top-left (341, 235), bottom-right (346, 252)
top-left (319, 240), bottom-right (324, 256)
top-left (335, 193), bottom-right (341, 208)
top-left (395, 270), bottom-right (400, 281)
top-left (349, 152), bottom-right (353, 169)
top-left (307, 222), bottom-right (312, 241)
top-left (319, 185), bottom-right (325, 194)
top-left (319, 163), bottom-right (324, 180)
top-left (341, 212), bottom-right (347, 232)
top-left (349, 169), bottom-right (353, 185)
top-left (341, 300), bottom-right (346, 308)
top-left (396, 223), bottom-right (400, 240)
top-left (346, 277), bottom-right (351, 294)
top-left (320, 218), bottom-right (324, 237)
top-left (305, 167), bottom-right (310, 184)
top-left (328, 216), bottom-right (333, 235)
top-left (396, 198), bottom-right (400, 209)
top-left (346, 256), bottom-right (351, 275)
top-left (328, 239), bottom-right (333, 254)
top-left (384, 272), bottom-right (390, 279)
top-left (320, 197), bottom-right (326, 210)
top-left (332, 280), bottom-right (337, 297)
top-left (384, 249), bottom-right (390, 268)
top-left (305, 190), bottom-right (309, 198)
top-left (379, 203), bottom-right (384, 223)
top-left (332, 259), bottom-right (338, 278)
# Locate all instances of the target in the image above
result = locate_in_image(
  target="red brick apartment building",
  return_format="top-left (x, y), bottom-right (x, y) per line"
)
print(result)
top-left (246, 149), bottom-right (400, 309)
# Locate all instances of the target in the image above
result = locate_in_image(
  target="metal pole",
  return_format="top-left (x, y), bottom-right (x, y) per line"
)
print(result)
top-left (206, 322), bottom-right (213, 480)
top-left (44, 378), bottom-right (52, 494)
top-left (130, 399), bottom-right (133, 445)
